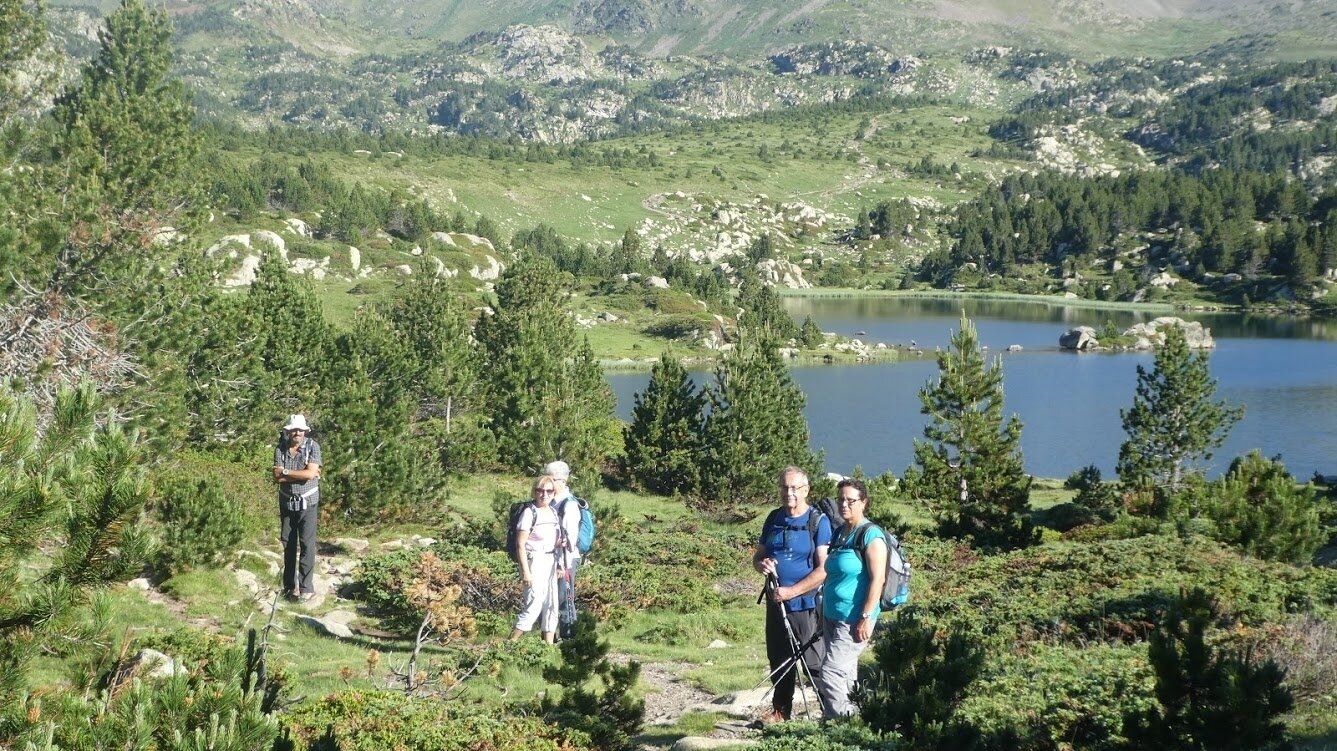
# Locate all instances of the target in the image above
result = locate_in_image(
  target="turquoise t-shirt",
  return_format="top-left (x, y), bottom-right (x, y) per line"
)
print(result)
top-left (821, 522), bottom-right (887, 624)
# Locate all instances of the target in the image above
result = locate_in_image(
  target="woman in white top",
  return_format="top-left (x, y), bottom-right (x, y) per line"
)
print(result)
top-left (510, 474), bottom-right (563, 643)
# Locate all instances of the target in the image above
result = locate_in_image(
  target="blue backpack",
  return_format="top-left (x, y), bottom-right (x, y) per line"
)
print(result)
top-left (559, 496), bottom-right (596, 555)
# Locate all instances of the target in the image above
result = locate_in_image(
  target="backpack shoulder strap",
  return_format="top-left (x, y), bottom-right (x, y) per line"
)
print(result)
top-left (850, 521), bottom-right (879, 552)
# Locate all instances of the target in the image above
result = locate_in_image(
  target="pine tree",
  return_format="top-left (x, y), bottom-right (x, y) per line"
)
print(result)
top-left (45, 0), bottom-right (199, 299)
top-left (1117, 325), bottom-right (1242, 493)
top-left (858, 611), bottom-right (990, 749)
top-left (379, 266), bottom-right (479, 419)
top-left (317, 322), bottom-right (445, 522)
top-left (476, 254), bottom-right (616, 482)
top-left (737, 271), bottom-right (799, 341)
top-left (540, 616), bottom-right (644, 751)
top-left (1197, 452), bottom-right (1325, 564)
top-left (699, 329), bottom-right (819, 510)
top-left (0, 385), bottom-right (153, 732)
top-left (799, 315), bottom-right (823, 348)
top-left (1122, 589), bottom-right (1292, 751)
top-left (622, 354), bottom-right (705, 496)
top-left (905, 315), bottom-right (1037, 550)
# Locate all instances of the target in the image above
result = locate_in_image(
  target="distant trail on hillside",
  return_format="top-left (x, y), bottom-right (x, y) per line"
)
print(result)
top-left (794, 114), bottom-right (885, 202)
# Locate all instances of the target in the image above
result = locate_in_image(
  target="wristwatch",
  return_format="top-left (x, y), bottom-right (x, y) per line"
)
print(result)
top-left (281, 467), bottom-right (289, 477)
top-left (861, 611), bottom-right (873, 620)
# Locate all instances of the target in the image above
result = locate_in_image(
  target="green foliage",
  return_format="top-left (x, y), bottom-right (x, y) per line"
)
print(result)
top-left (1186, 452), bottom-right (1327, 564)
top-left (858, 610), bottom-right (991, 750)
top-left (1122, 588), bottom-right (1294, 751)
top-left (960, 643), bottom-right (1155, 751)
top-left (904, 316), bottom-right (1036, 551)
top-left (352, 545), bottom-right (517, 633)
top-left (915, 535), bottom-right (1337, 650)
top-left (151, 473), bottom-right (247, 577)
top-left (737, 272), bottom-right (800, 341)
top-left (26, 633), bottom-right (282, 751)
top-left (318, 316), bottom-right (446, 522)
top-left (1065, 464), bottom-right (1121, 522)
top-left (0, 385), bottom-right (156, 739)
top-left (799, 315), bottom-right (823, 347)
top-left (621, 354), bottom-right (705, 496)
top-left (39, 0), bottom-right (200, 300)
top-left (1118, 326), bottom-right (1243, 494)
top-left (698, 330), bottom-right (821, 512)
top-left (539, 615), bottom-right (644, 751)
top-left (755, 720), bottom-right (898, 751)
top-left (476, 254), bottom-right (617, 481)
top-left (283, 692), bottom-right (589, 751)
top-left (377, 268), bottom-right (480, 421)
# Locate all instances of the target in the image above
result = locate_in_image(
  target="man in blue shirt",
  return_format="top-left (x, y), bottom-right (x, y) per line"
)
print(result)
top-left (752, 466), bottom-right (831, 723)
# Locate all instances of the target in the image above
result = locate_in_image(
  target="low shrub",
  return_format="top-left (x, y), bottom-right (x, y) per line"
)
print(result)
top-left (25, 630), bottom-right (283, 750)
top-left (1122, 588), bottom-right (1293, 751)
top-left (755, 720), bottom-right (897, 751)
top-left (351, 544), bottom-right (519, 633)
top-left (643, 313), bottom-right (711, 340)
top-left (960, 643), bottom-right (1155, 751)
top-left (282, 692), bottom-right (590, 751)
top-left (916, 535), bottom-right (1337, 649)
top-left (150, 472), bottom-right (248, 577)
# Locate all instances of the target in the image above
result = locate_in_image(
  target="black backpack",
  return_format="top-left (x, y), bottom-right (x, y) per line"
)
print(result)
top-left (844, 521), bottom-right (912, 610)
top-left (504, 501), bottom-right (536, 562)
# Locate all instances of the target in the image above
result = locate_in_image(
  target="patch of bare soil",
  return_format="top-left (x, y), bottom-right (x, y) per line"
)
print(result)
top-left (638, 661), bottom-right (719, 725)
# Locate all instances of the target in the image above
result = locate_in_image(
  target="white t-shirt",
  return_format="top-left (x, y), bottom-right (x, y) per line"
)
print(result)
top-left (554, 490), bottom-right (582, 560)
top-left (519, 504), bottom-right (560, 554)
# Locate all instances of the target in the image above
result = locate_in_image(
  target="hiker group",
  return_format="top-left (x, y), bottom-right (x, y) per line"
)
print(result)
top-left (507, 460), bottom-right (593, 644)
top-left (754, 466), bottom-right (910, 722)
top-left (272, 412), bottom-right (902, 719)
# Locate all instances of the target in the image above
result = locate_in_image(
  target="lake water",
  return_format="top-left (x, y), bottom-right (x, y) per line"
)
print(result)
top-left (606, 296), bottom-right (1337, 480)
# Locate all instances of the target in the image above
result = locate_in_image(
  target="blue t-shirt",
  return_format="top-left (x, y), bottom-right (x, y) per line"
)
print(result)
top-left (822, 522), bottom-right (888, 623)
top-left (759, 508), bottom-right (832, 612)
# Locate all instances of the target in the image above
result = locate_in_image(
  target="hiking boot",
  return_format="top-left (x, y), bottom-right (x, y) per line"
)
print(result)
top-left (758, 708), bottom-right (787, 725)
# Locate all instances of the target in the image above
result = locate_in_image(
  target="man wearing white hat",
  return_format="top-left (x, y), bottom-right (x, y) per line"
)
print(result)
top-left (544, 460), bottom-right (584, 637)
top-left (273, 414), bottom-right (322, 602)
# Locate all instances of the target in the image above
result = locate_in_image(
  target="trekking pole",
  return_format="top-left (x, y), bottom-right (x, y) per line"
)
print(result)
top-left (758, 574), bottom-right (825, 717)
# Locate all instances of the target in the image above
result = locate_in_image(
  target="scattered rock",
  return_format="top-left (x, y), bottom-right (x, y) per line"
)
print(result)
top-left (332, 538), bottom-right (371, 554)
top-left (706, 639), bottom-right (730, 649)
top-left (233, 569), bottom-right (261, 595)
top-left (1123, 317), bottom-right (1214, 348)
top-left (298, 611), bottom-right (353, 638)
top-left (127, 577), bottom-right (151, 591)
top-left (128, 648), bottom-right (185, 679)
top-left (1059, 326), bottom-right (1099, 350)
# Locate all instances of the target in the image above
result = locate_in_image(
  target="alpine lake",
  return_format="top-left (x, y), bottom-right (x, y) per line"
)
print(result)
top-left (606, 295), bottom-right (1337, 481)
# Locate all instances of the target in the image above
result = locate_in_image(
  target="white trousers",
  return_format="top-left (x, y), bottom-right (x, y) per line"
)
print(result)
top-left (515, 550), bottom-right (559, 634)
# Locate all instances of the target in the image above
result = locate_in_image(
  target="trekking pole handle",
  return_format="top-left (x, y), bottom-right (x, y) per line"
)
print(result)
top-left (758, 573), bottom-right (778, 604)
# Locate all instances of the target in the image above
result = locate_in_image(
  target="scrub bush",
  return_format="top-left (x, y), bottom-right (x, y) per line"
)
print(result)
top-left (1122, 589), bottom-right (1293, 751)
top-left (151, 472), bottom-right (247, 577)
top-left (282, 692), bottom-right (589, 751)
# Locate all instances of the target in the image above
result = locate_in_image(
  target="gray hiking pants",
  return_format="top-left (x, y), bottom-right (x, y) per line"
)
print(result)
top-left (818, 618), bottom-right (873, 720)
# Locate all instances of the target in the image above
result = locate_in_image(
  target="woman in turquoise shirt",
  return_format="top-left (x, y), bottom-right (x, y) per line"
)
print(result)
top-left (817, 478), bottom-right (887, 719)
